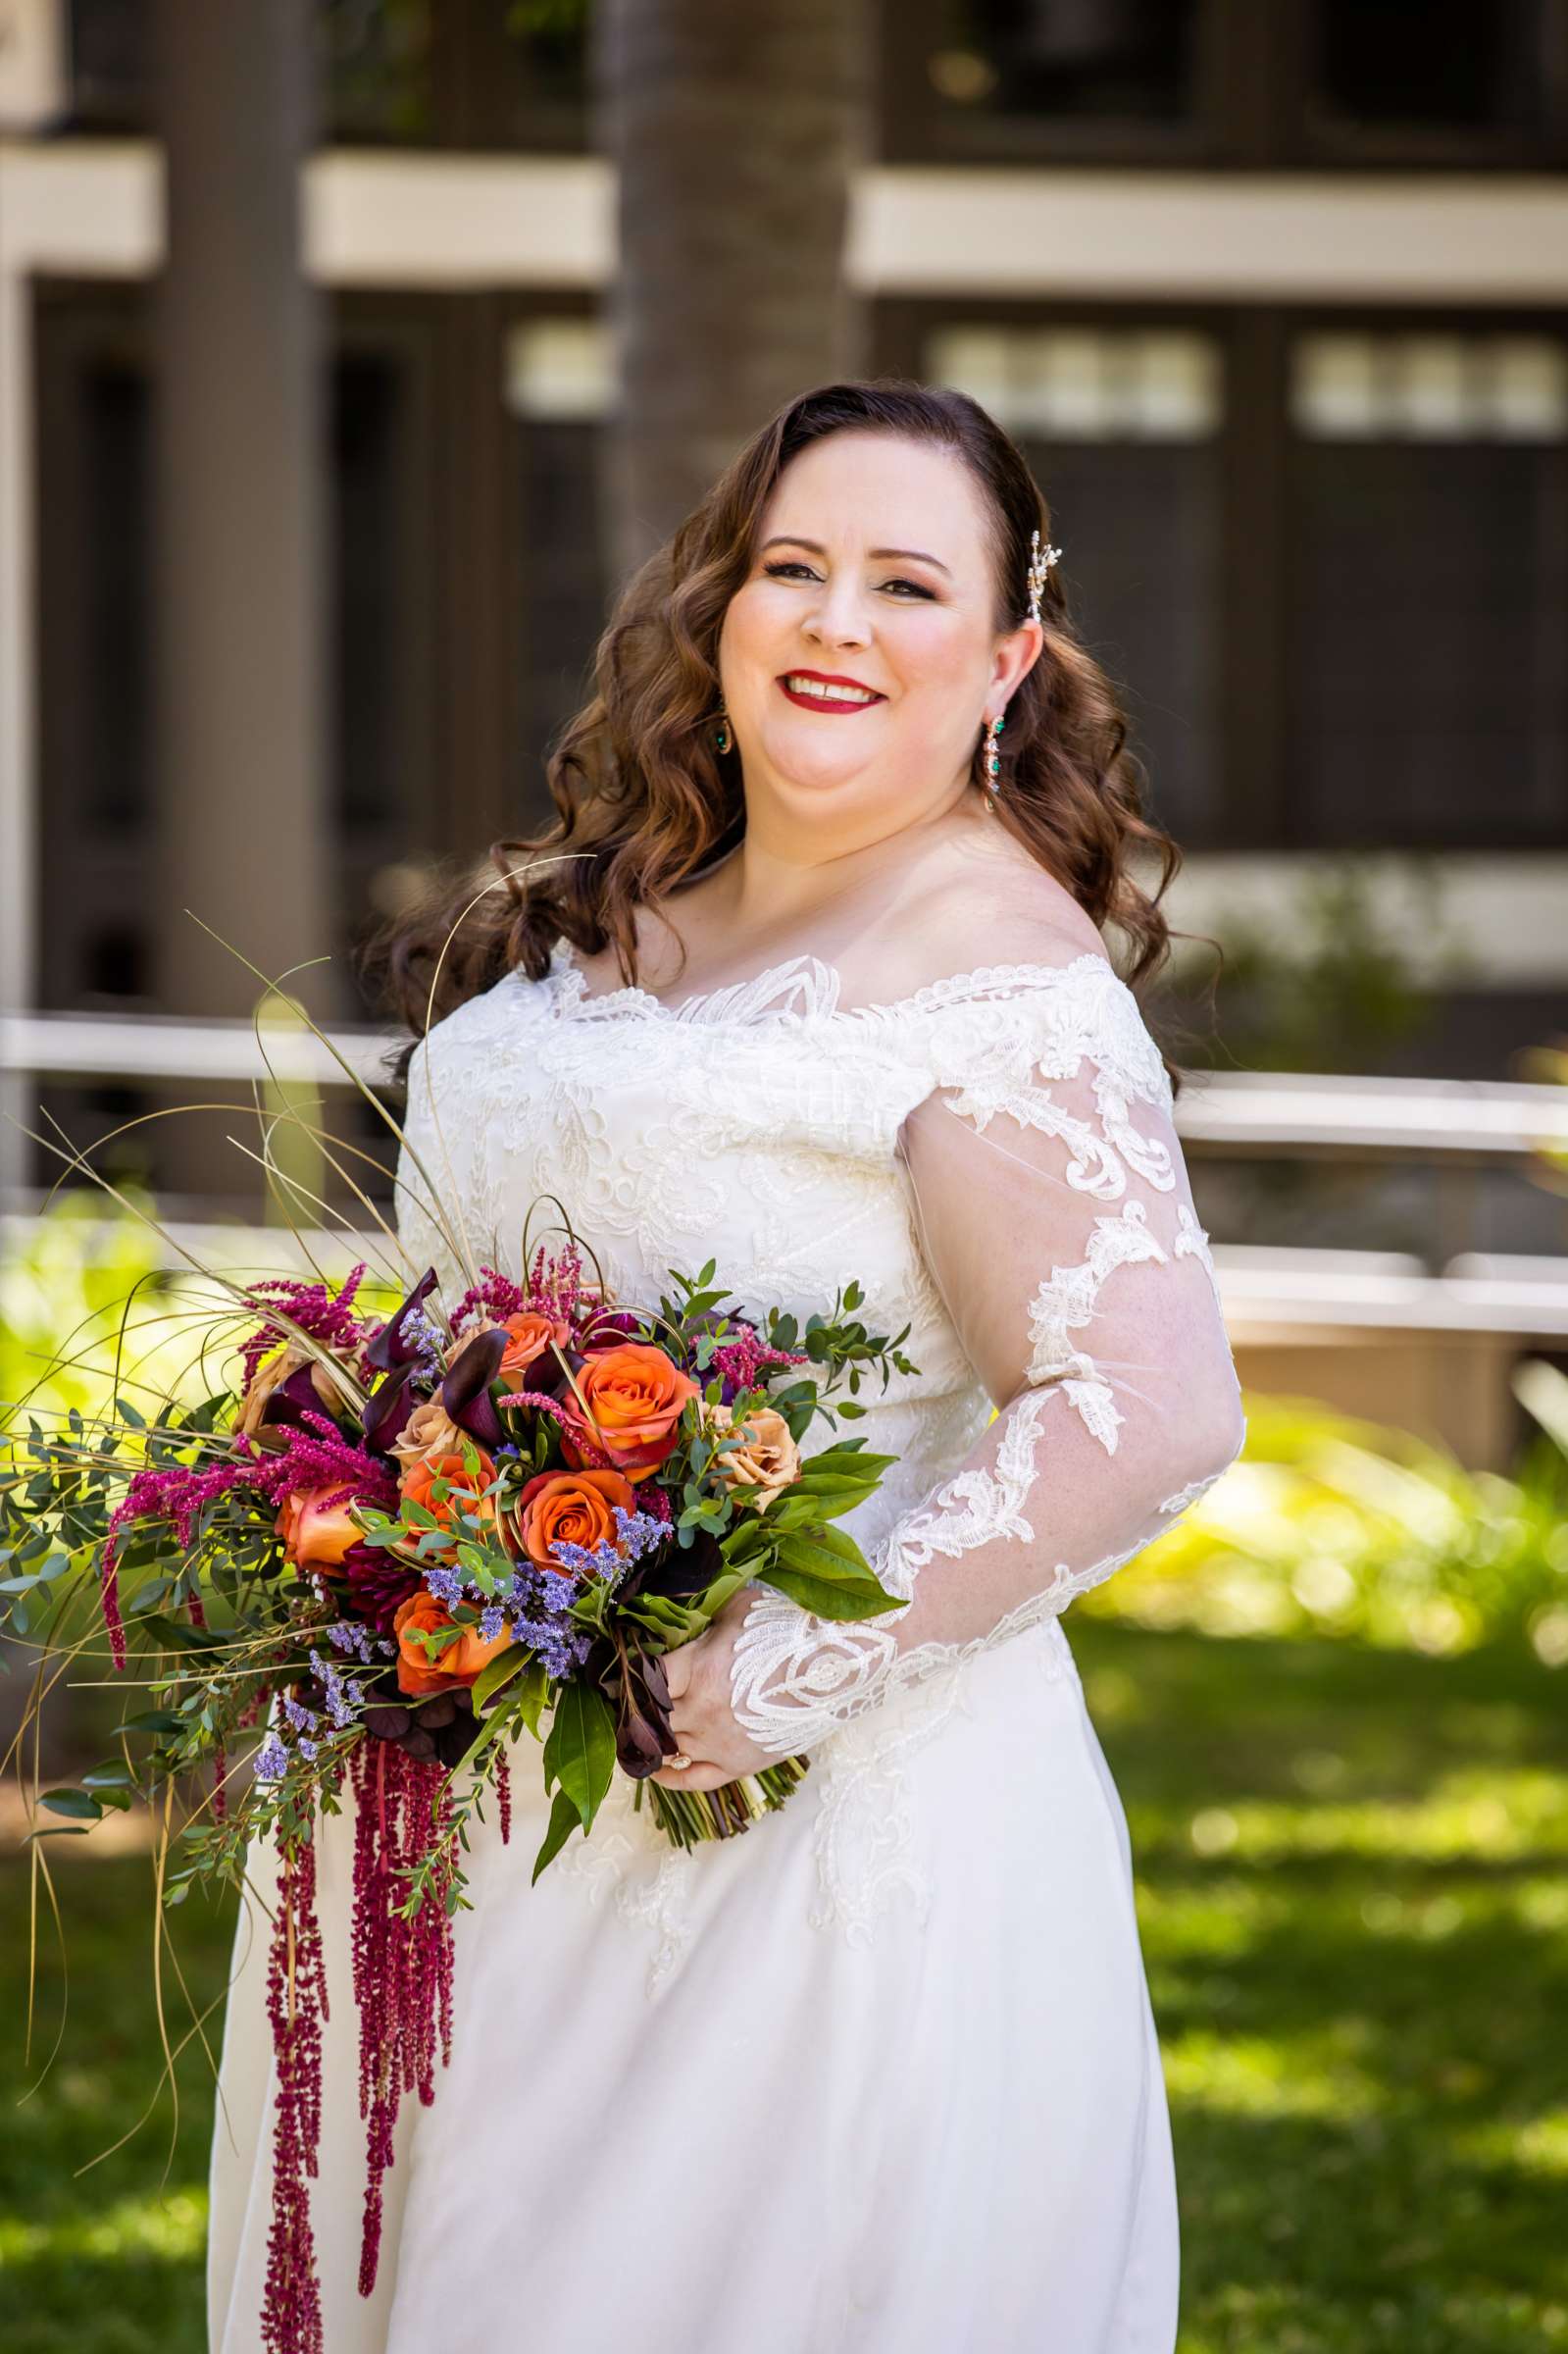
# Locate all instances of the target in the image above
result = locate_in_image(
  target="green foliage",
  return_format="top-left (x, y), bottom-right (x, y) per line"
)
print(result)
top-left (0, 1200), bottom-right (174, 1430)
top-left (1077, 1618), bottom-right (1568, 2353)
top-left (1167, 859), bottom-right (1472, 1076)
top-left (1080, 1394), bottom-right (1568, 1662)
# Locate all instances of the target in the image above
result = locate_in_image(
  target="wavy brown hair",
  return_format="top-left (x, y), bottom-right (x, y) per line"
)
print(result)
top-left (372, 379), bottom-right (1179, 1039)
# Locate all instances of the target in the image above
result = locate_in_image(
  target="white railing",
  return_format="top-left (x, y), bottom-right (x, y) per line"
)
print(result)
top-left (4, 1011), bottom-right (1567, 1344)
top-left (6, 1007), bottom-right (1568, 1154)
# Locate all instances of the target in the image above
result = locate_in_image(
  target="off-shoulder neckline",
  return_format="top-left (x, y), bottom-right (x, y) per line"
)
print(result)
top-left (533, 936), bottom-right (1130, 1030)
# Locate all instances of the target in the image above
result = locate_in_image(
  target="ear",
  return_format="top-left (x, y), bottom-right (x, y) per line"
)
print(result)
top-left (989, 617), bottom-right (1044, 705)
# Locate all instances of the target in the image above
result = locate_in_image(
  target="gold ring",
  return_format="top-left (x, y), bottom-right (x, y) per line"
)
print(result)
top-left (666, 1751), bottom-right (693, 1771)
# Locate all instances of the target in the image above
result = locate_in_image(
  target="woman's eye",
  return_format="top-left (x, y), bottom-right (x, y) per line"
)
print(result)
top-left (760, 560), bottom-right (935, 600)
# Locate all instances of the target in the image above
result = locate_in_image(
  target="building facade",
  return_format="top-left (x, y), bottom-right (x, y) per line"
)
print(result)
top-left (2, 0), bottom-right (1566, 1176)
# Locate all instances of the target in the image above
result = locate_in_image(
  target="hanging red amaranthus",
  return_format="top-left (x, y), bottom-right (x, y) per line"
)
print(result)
top-left (349, 1737), bottom-right (458, 2298)
top-left (261, 1835), bottom-right (329, 2354)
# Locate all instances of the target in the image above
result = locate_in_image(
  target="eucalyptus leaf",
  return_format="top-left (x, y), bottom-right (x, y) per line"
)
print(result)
top-left (38, 1788), bottom-right (104, 1820)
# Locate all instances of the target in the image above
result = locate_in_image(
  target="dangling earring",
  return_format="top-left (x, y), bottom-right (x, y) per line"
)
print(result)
top-left (982, 711), bottom-right (1005, 806)
top-left (713, 701), bottom-right (733, 756)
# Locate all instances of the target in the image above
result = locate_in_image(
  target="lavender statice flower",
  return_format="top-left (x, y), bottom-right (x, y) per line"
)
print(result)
top-left (253, 1731), bottom-right (288, 1781)
top-left (399, 1305), bottom-right (445, 1382)
top-left (478, 1605), bottom-right (506, 1644)
top-left (309, 1648), bottom-right (365, 1730)
top-left (546, 1506), bottom-right (669, 1595)
top-left (507, 1615), bottom-right (592, 1680)
top-left (325, 1617), bottom-right (377, 1662)
top-left (611, 1505), bottom-right (680, 1571)
top-left (423, 1562), bottom-right (464, 1608)
top-left (282, 1693), bottom-right (320, 1736)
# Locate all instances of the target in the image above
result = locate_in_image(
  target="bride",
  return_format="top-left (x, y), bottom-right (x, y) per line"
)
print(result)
top-left (208, 378), bottom-right (1243, 2353)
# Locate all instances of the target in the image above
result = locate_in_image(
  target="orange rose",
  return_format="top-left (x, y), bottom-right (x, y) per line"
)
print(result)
top-left (392, 1588), bottom-right (512, 1699)
top-left (488, 1311), bottom-right (571, 1384)
top-left (277, 1485), bottom-right (364, 1573)
top-left (510, 1465), bottom-right (637, 1572)
top-left (399, 1447), bottom-right (501, 1552)
top-left (560, 1343), bottom-right (699, 1475)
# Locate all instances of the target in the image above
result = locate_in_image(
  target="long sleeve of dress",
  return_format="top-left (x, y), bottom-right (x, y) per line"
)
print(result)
top-left (729, 948), bottom-right (1247, 1756)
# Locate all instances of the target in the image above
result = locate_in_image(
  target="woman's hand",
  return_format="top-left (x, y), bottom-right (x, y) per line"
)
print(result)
top-left (651, 1587), bottom-right (780, 1792)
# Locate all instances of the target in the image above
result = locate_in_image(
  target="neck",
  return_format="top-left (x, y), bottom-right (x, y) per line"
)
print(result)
top-left (720, 775), bottom-right (985, 932)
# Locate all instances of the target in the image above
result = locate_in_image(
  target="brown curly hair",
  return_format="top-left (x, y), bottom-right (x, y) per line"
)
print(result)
top-left (372, 378), bottom-right (1179, 1039)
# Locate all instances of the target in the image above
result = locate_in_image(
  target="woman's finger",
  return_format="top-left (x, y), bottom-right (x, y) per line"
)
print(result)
top-left (651, 1755), bottom-right (722, 1791)
top-left (661, 1641), bottom-right (696, 1706)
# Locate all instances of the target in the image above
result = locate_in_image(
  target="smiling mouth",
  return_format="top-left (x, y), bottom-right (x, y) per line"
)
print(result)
top-left (778, 672), bottom-right (885, 712)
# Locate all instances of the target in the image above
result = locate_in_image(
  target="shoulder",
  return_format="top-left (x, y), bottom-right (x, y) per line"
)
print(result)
top-left (865, 827), bottom-right (1113, 1005)
top-left (405, 967), bottom-right (529, 1097)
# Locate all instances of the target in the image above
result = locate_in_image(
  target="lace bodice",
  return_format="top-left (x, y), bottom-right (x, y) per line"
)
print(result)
top-left (393, 915), bottom-right (1245, 1775)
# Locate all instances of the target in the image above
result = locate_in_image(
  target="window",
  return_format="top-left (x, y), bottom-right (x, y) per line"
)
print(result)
top-left (1289, 330), bottom-right (1568, 847)
top-left (884, 0), bottom-right (1215, 164)
top-left (1306, 0), bottom-right (1565, 163)
top-left (928, 322), bottom-right (1226, 844)
top-left (882, 0), bottom-right (1568, 168)
top-left (503, 319), bottom-right (610, 798)
top-left (904, 305), bottom-right (1568, 857)
top-left (63, 0), bottom-right (589, 148)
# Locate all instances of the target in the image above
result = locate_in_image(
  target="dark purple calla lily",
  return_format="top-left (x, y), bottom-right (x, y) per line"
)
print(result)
top-left (363, 1268), bottom-right (437, 1373)
top-left (440, 1328), bottom-right (508, 1449)
top-left (260, 1362), bottom-right (336, 1434)
top-left (612, 1651), bottom-right (681, 1780)
top-left (360, 1366), bottom-right (419, 1457)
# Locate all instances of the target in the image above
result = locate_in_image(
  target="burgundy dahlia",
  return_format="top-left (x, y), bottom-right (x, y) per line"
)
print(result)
top-left (338, 1542), bottom-right (422, 1635)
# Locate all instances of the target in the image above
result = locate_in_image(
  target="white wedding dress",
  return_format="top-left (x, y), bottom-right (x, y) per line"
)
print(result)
top-left (208, 834), bottom-right (1244, 2354)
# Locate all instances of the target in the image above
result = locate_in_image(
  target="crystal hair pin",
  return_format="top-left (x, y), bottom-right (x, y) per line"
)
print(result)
top-left (1026, 530), bottom-right (1062, 625)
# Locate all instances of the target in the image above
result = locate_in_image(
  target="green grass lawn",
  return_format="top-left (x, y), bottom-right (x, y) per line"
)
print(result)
top-left (4, 1621), bottom-right (1566, 2351)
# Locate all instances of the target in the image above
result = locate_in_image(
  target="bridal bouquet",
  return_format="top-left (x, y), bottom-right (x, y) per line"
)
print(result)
top-left (3, 1214), bottom-right (914, 2348)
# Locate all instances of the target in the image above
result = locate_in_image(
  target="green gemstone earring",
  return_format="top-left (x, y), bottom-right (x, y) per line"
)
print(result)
top-left (713, 703), bottom-right (733, 755)
top-left (984, 710), bottom-right (1004, 799)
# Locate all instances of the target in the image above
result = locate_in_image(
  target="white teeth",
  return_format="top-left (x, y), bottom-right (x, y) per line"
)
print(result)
top-left (784, 676), bottom-right (879, 705)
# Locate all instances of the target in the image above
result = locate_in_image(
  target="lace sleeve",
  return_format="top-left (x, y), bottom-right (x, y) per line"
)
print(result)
top-left (729, 955), bottom-right (1246, 1755)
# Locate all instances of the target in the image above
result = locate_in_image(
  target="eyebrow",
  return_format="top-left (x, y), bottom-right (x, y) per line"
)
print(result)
top-left (760, 534), bottom-right (952, 578)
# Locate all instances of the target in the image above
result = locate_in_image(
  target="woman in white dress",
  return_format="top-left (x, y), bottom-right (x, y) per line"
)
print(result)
top-left (208, 380), bottom-right (1244, 2353)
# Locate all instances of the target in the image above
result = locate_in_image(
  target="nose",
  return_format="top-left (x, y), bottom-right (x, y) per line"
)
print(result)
top-left (802, 569), bottom-right (873, 651)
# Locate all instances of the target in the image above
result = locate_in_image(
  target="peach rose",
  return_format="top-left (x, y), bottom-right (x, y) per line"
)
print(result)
top-left (509, 1465), bottom-right (637, 1572)
top-left (276, 1485), bottom-right (364, 1573)
top-left (701, 1402), bottom-right (801, 1512)
top-left (399, 1447), bottom-right (501, 1552)
top-left (560, 1342), bottom-right (699, 1475)
top-left (388, 1397), bottom-right (466, 1474)
top-left (238, 1346), bottom-right (337, 1439)
top-left (392, 1588), bottom-right (512, 1699)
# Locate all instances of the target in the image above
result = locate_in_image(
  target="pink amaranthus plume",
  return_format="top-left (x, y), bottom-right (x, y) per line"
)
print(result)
top-left (240, 1265), bottom-right (369, 1392)
top-left (261, 1834), bottom-right (329, 2354)
top-left (494, 1386), bottom-right (626, 1473)
top-left (349, 1738), bottom-right (457, 2298)
top-left (526, 1236), bottom-right (595, 1329)
top-left (710, 1326), bottom-right (811, 1397)
top-left (448, 1266), bottom-right (531, 1336)
top-left (98, 1419), bottom-right (396, 1671)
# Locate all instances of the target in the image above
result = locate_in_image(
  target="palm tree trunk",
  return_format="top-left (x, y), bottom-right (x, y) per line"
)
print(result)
top-left (595, 0), bottom-right (869, 584)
